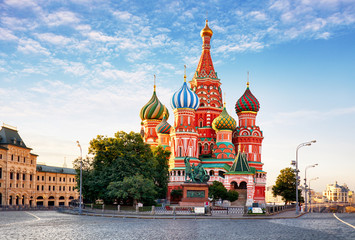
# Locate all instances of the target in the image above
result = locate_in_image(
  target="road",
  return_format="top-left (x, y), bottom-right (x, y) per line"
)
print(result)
top-left (0, 211), bottom-right (354, 240)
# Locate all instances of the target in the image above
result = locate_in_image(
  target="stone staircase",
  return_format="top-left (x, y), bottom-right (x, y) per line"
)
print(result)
top-left (231, 190), bottom-right (247, 206)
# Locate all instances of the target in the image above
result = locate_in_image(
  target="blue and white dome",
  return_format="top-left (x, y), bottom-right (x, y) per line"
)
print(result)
top-left (171, 81), bottom-right (200, 110)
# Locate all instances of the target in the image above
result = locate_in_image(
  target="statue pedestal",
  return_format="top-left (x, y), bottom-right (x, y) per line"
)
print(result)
top-left (179, 183), bottom-right (209, 207)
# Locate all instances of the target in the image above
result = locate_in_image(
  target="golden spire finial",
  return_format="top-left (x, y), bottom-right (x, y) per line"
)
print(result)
top-left (184, 65), bottom-right (186, 82)
top-left (154, 74), bottom-right (156, 92)
top-left (163, 108), bottom-right (167, 118)
top-left (223, 92), bottom-right (226, 107)
top-left (247, 71), bottom-right (250, 88)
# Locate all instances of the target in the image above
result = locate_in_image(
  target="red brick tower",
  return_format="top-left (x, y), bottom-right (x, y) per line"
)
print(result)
top-left (234, 79), bottom-right (266, 202)
top-left (189, 20), bottom-right (223, 157)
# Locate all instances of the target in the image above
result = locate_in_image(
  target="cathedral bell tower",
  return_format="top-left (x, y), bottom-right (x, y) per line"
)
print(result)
top-left (189, 20), bottom-right (223, 157)
top-left (170, 67), bottom-right (200, 168)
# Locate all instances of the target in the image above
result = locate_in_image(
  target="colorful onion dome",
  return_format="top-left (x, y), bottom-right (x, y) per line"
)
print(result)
top-left (212, 106), bottom-right (236, 131)
top-left (200, 19), bottom-right (213, 38)
top-left (155, 114), bottom-right (171, 134)
top-left (140, 87), bottom-right (169, 120)
top-left (235, 82), bottom-right (260, 113)
top-left (171, 74), bottom-right (200, 110)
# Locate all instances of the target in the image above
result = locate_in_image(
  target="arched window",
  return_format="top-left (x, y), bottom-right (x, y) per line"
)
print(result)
top-left (204, 144), bottom-right (208, 151)
top-left (199, 144), bottom-right (202, 154)
top-left (178, 171), bottom-right (181, 176)
top-left (209, 170), bottom-right (214, 176)
top-left (231, 181), bottom-right (238, 189)
top-left (218, 171), bottom-right (225, 178)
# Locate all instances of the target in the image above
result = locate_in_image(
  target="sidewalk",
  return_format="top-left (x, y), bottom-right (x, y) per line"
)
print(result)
top-left (60, 209), bottom-right (305, 220)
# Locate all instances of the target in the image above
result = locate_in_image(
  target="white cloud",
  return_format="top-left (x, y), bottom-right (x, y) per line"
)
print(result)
top-left (17, 38), bottom-right (50, 55)
top-left (113, 10), bottom-right (132, 21)
top-left (4, 0), bottom-right (37, 8)
top-left (35, 33), bottom-right (72, 45)
top-left (86, 31), bottom-right (118, 42)
top-left (248, 11), bottom-right (268, 21)
top-left (0, 27), bottom-right (18, 41)
top-left (44, 11), bottom-right (80, 26)
top-left (63, 62), bottom-right (89, 76)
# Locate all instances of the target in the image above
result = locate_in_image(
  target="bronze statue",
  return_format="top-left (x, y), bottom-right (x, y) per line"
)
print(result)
top-left (184, 157), bottom-right (210, 183)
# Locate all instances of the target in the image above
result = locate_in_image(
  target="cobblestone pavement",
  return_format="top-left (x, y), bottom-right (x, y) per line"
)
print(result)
top-left (0, 211), bottom-right (354, 240)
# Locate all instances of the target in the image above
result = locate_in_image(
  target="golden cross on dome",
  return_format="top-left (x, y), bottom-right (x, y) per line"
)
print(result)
top-left (247, 71), bottom-right (250, 88)
top-left (154, 74), bottom-right (156, 92)
top-left (184, 65), bottom-right (187, 82)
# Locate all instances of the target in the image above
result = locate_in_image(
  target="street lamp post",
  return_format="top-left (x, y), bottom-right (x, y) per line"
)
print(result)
top-left (76, 141), bottom-right (83, 215)
top-left (304, 164), bottom-right (318, 212)
top-left (309, 177), bottom-right (319, 212)
top-left (295, 140), bottom-right (316, 215)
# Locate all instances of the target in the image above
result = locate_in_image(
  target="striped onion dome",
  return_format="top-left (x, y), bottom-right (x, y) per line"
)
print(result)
top-left (171, 81), bottom-right (200, 110)
top-left (235, 83), bottom-right (260, 113)
top-left (212, 106), bottom-right (236, 131)
top-left (140, 89), bottom-right (169, 120)
top-left (155, 114), bottom-right (171, 134)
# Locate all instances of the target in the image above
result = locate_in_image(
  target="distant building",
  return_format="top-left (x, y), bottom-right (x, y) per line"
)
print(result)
top-left (0, 124), bottom-right (79, 207)
top-left (265, 186), bottom-right (284, 205)
top-left (323, 181), bottom-right (353, 203)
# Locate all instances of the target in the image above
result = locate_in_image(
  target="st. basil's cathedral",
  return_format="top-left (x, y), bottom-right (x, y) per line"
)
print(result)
top-left (139, 20), bottom-right (266, 206)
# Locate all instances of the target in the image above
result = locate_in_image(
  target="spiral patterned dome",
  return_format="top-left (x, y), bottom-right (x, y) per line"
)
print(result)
top-left (212, 107), bottom-right (236, 131)
top-left (171, 81), bottom-right (199, 110)
top-left (235, 83), bottom-right (260, 113)
top-left (155, 114), bottom-right (171, 134)
top-left (140, 90), bottom-right (169, 120)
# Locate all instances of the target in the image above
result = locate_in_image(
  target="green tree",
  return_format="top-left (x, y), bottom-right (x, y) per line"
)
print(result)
top-left (152, 146), bottom-right (170, 199)
top-left (170, 189), bottom-right (183, 200)
top-left (108, 175), bottom-right (157, 206)
top-left (74, 131), bottom-right (165, 204)
top-left (227, 190), bottom-right (239, 202)
top-left (209, 181), bottom-right (228, 202)
top-left (272, 167), bottom-right (303, 204)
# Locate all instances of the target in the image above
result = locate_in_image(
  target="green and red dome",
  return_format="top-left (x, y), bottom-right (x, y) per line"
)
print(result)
top-left (155, 114), bottom-right (171, 134)
top-left (235, 84), bottom-right (260, 113)
top-left (212, 107), bottom-right (236, 131)
top-left (140, 90), bottom-right (169, 121)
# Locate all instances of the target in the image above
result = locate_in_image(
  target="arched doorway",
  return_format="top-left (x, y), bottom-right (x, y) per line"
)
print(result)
top-left (37, 196), bottom-right (44, 206)
top-left (231, 181), bottom-right (238, 189)
top-left (59, 196), bottom-right (65, 206)
top-left (15, 195), bottom-right (19, 205)
top-left (48, 196), bottom-right (55, 206)
top-left (22, 195), bottom-right (25, 205)
top-left (9, 196), bottom-right (13, 205)
top-left (0, 193), bottom-right (2, 206)
top-left (239, 181), bottom-right (247, 189)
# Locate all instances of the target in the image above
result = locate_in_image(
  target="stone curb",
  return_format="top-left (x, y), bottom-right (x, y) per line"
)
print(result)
top-left (60, 210), bottom-right (306, 220)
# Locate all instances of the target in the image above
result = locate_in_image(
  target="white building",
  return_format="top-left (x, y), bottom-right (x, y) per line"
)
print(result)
top-left (323, 182), bottom-right (353, 203)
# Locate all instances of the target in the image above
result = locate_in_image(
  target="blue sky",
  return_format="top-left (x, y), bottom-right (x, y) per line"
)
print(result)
top-left (1, 0), bottom-right (355, 192)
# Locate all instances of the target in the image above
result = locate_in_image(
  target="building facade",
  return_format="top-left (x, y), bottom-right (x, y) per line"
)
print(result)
top-left (0, 124), bottom-right (79, 207)
top-left (139, 20), bottom-right (267, 206)
top-left (323, 182), bottom-right (354, 203)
